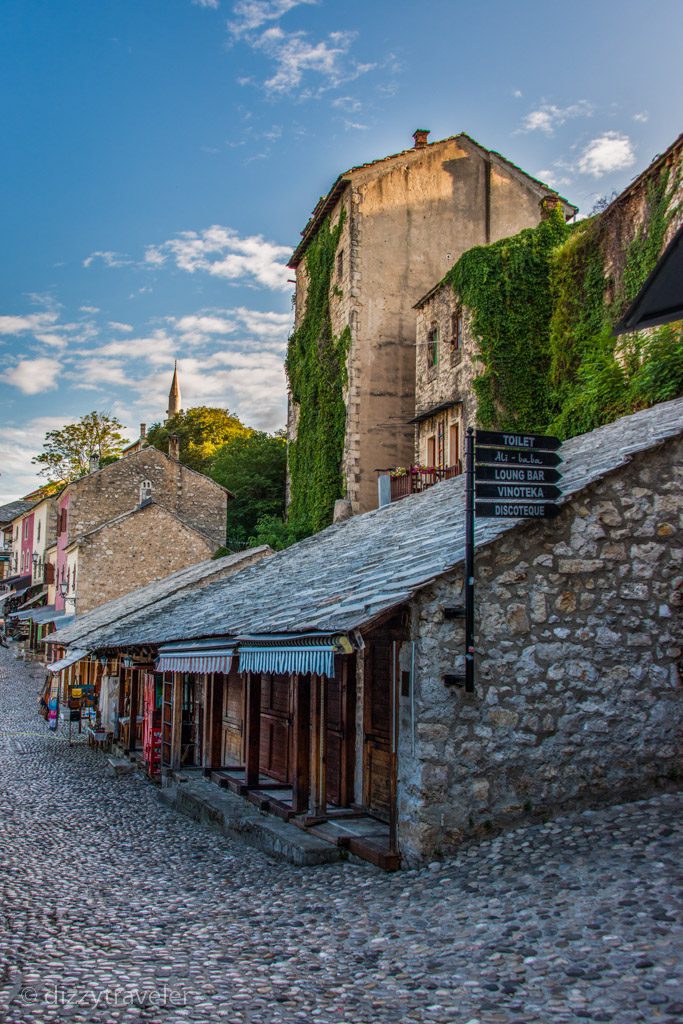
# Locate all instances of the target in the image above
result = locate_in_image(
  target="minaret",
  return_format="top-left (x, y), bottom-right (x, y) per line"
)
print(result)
top-left (166, 361), bottom-right (182, 422)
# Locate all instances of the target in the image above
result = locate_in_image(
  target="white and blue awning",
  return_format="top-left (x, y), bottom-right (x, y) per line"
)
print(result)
top-left (237, 633), bottom-right (353, 679)
top-left (48, 649), bottom-right (89, 674)
top-left (156, 638), bottom-right (237, 675)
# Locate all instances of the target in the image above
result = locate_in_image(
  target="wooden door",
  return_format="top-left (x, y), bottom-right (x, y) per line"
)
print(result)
top-left (363, 642), bottom-right (394, 821)
top-left (325, 658), bottom-right (355, 808)
top-left (259, 674), bottom-right (292, 783)
top-left (427, 435), bottom-right (436, 468)
top-left (449, 422), bottom-right (460, 472)
top-left (221, 670), bottom-right (244, 766)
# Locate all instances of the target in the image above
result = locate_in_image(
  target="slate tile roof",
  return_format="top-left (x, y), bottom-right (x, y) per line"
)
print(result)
top-left (76, 398), bottom-right (683, 654)
top-left (49, 546), bottom-right (272, 649)
top-left (0, 499), bottom-right (36, 526)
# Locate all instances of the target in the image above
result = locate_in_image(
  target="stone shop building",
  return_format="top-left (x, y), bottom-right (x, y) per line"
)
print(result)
top-left (49, 400), bottom-right (683, 868)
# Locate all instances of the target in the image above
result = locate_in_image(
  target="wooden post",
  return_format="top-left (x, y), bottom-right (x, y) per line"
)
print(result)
top-left (170, 672), bottom-right (183, 770)
top-left (309, 675), bottom-right (327, 819)
top-left (291, 674), bottom-right (310, 813)
top-left (204, 674), bottom-right (223, 773)
top-left (128, 669), bottom-right (139, 754)
top-left (389, 641), bottom-right (399, 855)
top-left (244, 672), bottom-right (261, 787)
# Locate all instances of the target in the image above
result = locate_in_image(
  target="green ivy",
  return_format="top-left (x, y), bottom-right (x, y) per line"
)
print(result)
top-left (445, 206), bottom-right (570, 431)
top-left (622, 167), bottom-right (677, 304)
top-left (446, 162), bottom-right (682, 441)
top-left (286, 210), bottom-right (350, 538)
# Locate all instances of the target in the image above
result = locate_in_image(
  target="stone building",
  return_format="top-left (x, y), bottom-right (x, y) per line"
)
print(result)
top-left (54, 444), bottom-right (230, 616)
top-left (288, 129), bottom-right (576, 517)
top-left (64, 399), bottom-right (682, 869)
top-left (401, 133), bottom-right (683, 504)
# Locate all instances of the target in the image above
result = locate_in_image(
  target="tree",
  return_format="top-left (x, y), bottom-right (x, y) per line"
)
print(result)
top-left (210, 431), bottom-right (287, 548)
top-left (32, 411), bottom-right (127, 483)
top-left (146, 406), bottom-right (251, 472)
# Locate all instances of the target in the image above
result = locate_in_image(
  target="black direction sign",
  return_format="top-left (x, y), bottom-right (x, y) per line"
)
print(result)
top-left (476, 500), bottom-right (561, 520)
top-left (475, 464), bottom-right (562, 484)
top-left (475, 482), bottom-right (561, 501)
top-left (475, 446), bottom-right (562, 468)
top-left (476, 430), bottom-right (561, 451)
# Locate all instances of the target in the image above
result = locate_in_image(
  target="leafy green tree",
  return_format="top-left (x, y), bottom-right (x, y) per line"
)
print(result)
top-left (32, 411), bottom-right (127, 483)
top-left (210, 431), bottom-right (287, 548)
top-left (247, 514), bottom-right (297, 552)
top-left (146, 406), bottom-right (251, 472)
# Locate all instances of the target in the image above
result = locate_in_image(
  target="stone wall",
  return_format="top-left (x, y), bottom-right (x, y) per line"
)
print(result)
top-left (67, 447), bottom-right (228, 551)
top-left (414, 288), bottom-right (480, 467)
top-left (398, 434), bottom-right (683, 864)
top-left (76, 503), bottom-right (215, 614)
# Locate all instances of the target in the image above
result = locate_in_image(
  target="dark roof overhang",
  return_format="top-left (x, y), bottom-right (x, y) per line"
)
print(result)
top-left (409, 399), bottom-right (463, 424)
top-left (613, 223), bottom-right (683, 335)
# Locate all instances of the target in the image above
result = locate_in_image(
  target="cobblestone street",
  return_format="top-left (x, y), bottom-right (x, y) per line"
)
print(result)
top-left (1, 647), bottom-right (682, 1024)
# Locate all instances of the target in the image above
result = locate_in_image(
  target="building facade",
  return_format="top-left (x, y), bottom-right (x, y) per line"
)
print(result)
top-left (288, 129), bottom-right (575, 516)
top-left (53, 445), bottom-right (229, 616)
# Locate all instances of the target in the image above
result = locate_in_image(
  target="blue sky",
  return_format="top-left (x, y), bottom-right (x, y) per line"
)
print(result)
top-left (1, 0), bottom-right (681, 501)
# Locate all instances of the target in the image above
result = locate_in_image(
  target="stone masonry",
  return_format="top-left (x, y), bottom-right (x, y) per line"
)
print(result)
top-left (64, 446), bottom-right (228, 552)
top-left (398, 435), bottom-right (683, 864)
top-left (72, 502), bottom-right (216, 614)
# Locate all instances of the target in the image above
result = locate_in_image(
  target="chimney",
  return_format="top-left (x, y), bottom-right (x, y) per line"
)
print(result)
top-left (89, 453), bottom-right (99, 473)
top-left (168, 434), bottom-right (180, 461)
top-left (140, 423), bottom-right (147, 438)
top-left (412, 128), bottom-right (430, 149)
top-left (539, 194), bottom-right (562, 220)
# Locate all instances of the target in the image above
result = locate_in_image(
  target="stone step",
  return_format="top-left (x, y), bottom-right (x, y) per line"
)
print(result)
top-left (159, 779), bottom-right (341, 868)
top-left (106, 757), bottom-right (136, 777)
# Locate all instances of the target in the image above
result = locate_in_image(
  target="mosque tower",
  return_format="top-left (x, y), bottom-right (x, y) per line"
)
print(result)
top-left (166, 361), bottom-right (182, 422)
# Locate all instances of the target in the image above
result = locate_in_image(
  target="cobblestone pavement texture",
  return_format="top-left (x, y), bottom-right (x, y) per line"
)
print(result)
top-left (1, 647), bottom-right (682, 1024)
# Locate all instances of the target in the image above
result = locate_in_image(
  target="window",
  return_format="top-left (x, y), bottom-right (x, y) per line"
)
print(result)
top-left (36, 520), bottom-right (41, 543)
top-left (450, 308), bottom-right (464, 356)
top-left (23, 519), bottom-right (29, 540)
top-left (427, 324), bottom-right (439, 368)
top-left (72, 566), bottom-right (76, 592)
top-left (427, 436), bottom-right (436, 468)
top-left (59, 509), bottom-right (68, 535)
top-left (336, 249), bottom-right (344, 279)
top-left (139, 479), bottom-right (153, 504)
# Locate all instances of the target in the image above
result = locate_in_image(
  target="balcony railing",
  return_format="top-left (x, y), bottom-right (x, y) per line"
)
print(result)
top-left (385, 464), bottom-right (461, 502)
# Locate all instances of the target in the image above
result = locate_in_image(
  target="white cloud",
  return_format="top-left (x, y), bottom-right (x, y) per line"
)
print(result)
top-left (68, 360), bottom-right (130, 389)
top-left (0, 312), bottom-right (59, 335)
top-left (108, 321), bottom-right (134, 332)
top-left (520, 100), bottom-right (593, 135)
top-left (34, 333), bottom-right (68, 349)
top-left (0, 416), bottom-right (71, 503)
top-left (175, 314), bottom-right (237, 336)
top-left (79, 305), bottom-right (100, 314)
top-left (228, 0), bottom-right (316, 37)
top-left (145, 225), bottom-right (292, 291)
top-left (536, 168), bottom-right (573, 189)
top-left (257, 27), bottom-right (363, 93)
top-left (633, 112), bottom-right (649, 123)
top-left (513, 89), bottom-right (523, 99)
top-left (5, 357), bottom-right (61, 395)
top-left (577, 132), bottom-right (636, 178)
top-left (193, 0), bottom-right (219, 7)
top-left (83, 250), bottom-right (131, 268)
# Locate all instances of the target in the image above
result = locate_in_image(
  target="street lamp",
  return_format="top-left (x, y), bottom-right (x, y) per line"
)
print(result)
top-left (59, 582), bottom-right (68, 598)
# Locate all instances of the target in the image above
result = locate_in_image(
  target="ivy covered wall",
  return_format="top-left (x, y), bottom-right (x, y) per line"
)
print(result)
top-left (446, 160), bottom-right (682, 439)
top-left (286, 210), bottom-right (350, 538)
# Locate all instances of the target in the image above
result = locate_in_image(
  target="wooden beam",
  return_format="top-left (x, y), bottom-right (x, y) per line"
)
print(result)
top-left (170, 672), bottom-right (183, 770)
top-left (309, 675), bottom-right (327, 818)
top-left (244, 672), bottom-right (262, 787)
top-left (204, 673), bottom-right (223, 772)
top-left (128, 669), bottom-right (140, 754)
top-left (291, 673), bottom-right (310, 814)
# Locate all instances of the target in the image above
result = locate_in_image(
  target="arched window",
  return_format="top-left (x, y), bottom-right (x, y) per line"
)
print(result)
top-left (139, 479), bottom-right (153, 504)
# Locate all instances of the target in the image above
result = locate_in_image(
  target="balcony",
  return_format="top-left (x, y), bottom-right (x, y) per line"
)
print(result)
top-left (382, 464), bottom-right (461, 503)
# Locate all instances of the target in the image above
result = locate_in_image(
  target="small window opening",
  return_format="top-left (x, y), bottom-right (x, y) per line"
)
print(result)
top-left (427, 324), bottom-right (439, 367)
top-left (450, 308), bottom-right (464, 354)
top-left (139, 480), bottom-right (153, 504)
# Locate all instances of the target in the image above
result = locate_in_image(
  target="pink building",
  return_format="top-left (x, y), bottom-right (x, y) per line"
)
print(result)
top-left (18, 511), bottom-right (35, 579)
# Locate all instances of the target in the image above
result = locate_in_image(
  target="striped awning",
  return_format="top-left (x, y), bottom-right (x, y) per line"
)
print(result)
top-left (0, 590), bottom-right (16, 607)
top-left (48, 649), bottom-right (89, 674)
top-left (156, 639), bottom-right (236, 675)
top-left (15, 587), bottom-right (48, 611)
top-left (237, 633), bottom-right (353, 679)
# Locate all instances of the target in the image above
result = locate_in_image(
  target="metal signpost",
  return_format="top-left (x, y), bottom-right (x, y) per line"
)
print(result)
top-left (461, 428), bottom-right (563, 694)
